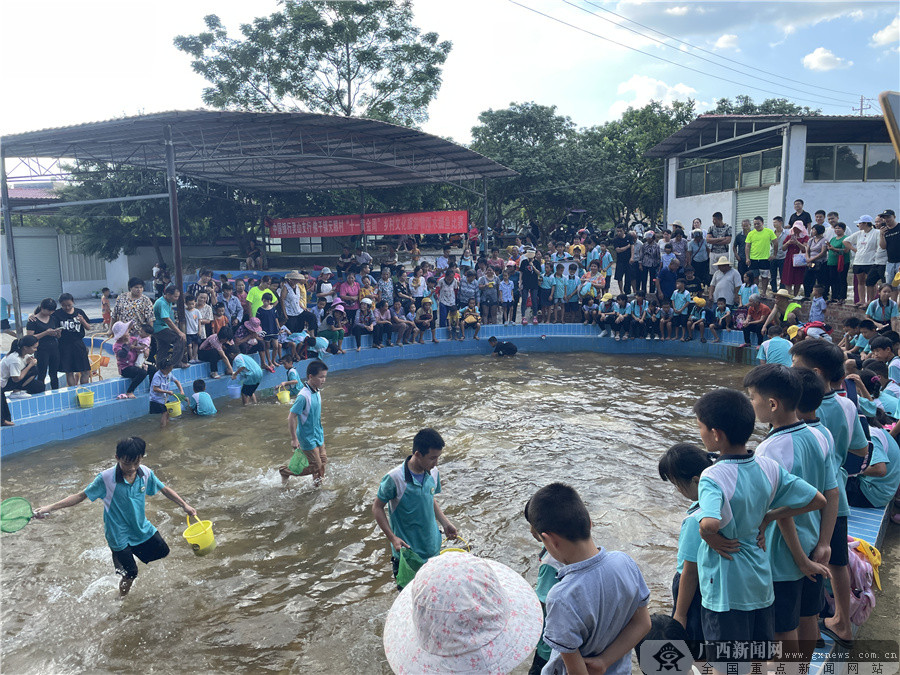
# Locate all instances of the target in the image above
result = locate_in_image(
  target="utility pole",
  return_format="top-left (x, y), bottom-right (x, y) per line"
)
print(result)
top-left (852, 95), bottom-right (872, 117)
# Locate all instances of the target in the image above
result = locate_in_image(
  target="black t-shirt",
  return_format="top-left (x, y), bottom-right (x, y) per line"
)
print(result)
top-left (883, 224), bottom-right (900, 263)
top-left (492, 340), bottom-right (518, 356)
top-left (52, 308), bottom-right (88, 344)
top-left (520, 266), bottom-right (540, 289)
top-left (788, 211), bottom-right (811, 227)
top-left (684, 277), bottom-right (702, 295)
top-left (612, 236), bottom-right (631, 265)
top-left (27, 315), bottom-right (59, 349)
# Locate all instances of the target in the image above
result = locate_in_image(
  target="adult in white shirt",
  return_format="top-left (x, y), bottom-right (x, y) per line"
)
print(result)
top-left (708, 257), bottom-right (742, 307)
top-left (844, 215), bottom-right (880, 307)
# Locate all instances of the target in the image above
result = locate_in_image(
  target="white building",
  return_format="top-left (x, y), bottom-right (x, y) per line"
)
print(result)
top-left (646, 114), bottom-right (899, 248)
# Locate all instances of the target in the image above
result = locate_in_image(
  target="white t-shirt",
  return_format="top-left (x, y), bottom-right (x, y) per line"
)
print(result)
top-left (845, 228), bottom-right (880, 266)
top-left (0, 352), bottom-right (27, 388)
top-left (184, 307), bottom-right (201, 335)
top-left (438, 279), bottom-right (458, 306)
top-left (711, 268), bottom-right (742, 304)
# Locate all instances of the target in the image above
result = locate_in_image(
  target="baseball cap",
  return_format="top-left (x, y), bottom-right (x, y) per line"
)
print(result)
top-left (879, 209), bottom-right (895, 218)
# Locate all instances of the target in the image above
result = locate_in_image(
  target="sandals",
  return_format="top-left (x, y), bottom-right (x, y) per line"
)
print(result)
top-left (818, 621), bottom-right (853, 649)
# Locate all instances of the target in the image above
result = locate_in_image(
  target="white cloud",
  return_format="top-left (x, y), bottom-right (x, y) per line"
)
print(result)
top-left (608, 75), bottom-right (696, 118)
top-left (713, 34), bottom-right (740, 51)
top-left (872, 16), bottom-right (900, 45)
top-left (801, 47), bottom-right (854, 71)
top-left (665, 6), bottom-right (690, 16)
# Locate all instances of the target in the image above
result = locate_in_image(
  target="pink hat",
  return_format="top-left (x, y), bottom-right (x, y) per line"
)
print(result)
top-left (111, 320), bottom-right (133, 341)
top-left (243, 317), bottom-right (263, 334)
top-left (791, 222), bottom-right (808, 237)
top-left (383, 552), bottom-right (542, 674)
top-left (331, 303), bottom-right (345, 313)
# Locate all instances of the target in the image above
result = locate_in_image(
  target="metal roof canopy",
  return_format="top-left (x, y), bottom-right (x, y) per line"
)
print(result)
top-left (1, 110), bottom-right (516, 191)
top-left (645, 114), bottom-right (891, 159)
top-left (0, 110), bottom-right (514, 338)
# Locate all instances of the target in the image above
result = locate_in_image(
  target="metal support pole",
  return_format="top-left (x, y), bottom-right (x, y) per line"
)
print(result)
top-left (1, 150), bottom-right (25, 338)
top-left (661, 159), bottom-right (669, 229)
top-left (164, 125), bottom-right (185, 331)
top-left (360, 188), bottom-right (366, 252)
top-left (780, 124), bottom-right (792, 222)
top-left (482, 178), bottom-right (488, 255)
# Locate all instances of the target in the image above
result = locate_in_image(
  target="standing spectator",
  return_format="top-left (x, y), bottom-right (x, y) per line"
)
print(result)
top-left (878, 209), bottom-right (900, 301)
top-left (844, 216), bottom-right (881, 308)
top-left (437, 269), bottom-right (458, 327)
top-left (336, 271), bottom-right (361, 326)
top-left (781, 221), bottom-right (809, 298)
top-left (187, 269), bottom-right (215, 300)
top-left (687, 229), bottom-right (710, 287)
top-left (372, 299), bottom-right (394, 348)
top-left (705, 212), bottom-right (732, 278)
top-left (195, 292), bottom-right (213, 339)
top-left (282, 271), bottom-right (316, 333)
top-left (734, 219), bottom-right (750, 279)
top-left (611, 226), bottom-right (632, 294)
top-left (377, 268), bottom-right (395, 307)
top-left (771, 216), bottom-right (790, 291)
top-left (788, 198), bottom-right (812, 229)
top-left (670, 228), bottom-right (688, 270)
top-left (639, 231), bottom-right (660, 294)
top-left (246, 276), bottom-right (278, 318)
top-left (150, 284), bottom-right (187, 368)
top-left (479, 267), bottom-right (500, 325)
top-left (27, 298), bottom-right (61, 390)
top-left (110, 277), bottom-right (154, 334)
top-left (153, 263), bottom-right (170, 299)
top-left (803, 224), bottom-right (829, 298)
top-left (826, 223), bottom-right (851, 304)
top-left (744, 216), bottom-right (777, 298)
top-left (629, 231), bottom-right (643, 294)
top-left (218, 283), bottom-right (243, 327)
top-left (53, 293), bottom-right (92, 386)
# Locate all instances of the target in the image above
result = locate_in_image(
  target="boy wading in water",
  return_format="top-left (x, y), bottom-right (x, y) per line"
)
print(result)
top-left (280, 360), bottom-right (328, 486)
top-left (34, 437), bottom-right (196, 597)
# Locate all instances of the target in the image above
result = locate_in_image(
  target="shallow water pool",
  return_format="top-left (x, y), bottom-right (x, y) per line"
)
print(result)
top-left (1, 353), bottom-right (752, 673)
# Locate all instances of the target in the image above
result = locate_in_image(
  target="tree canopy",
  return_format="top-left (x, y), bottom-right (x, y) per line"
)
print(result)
top-left (707, 95), bottom-right (821, 116)
top-left (174, 0), bottom-right (451, 126)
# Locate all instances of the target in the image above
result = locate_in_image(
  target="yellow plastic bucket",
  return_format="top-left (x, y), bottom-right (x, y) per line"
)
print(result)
top-left (276, 386), bottom-right (291, 404)
top-left (165, 400), bottom-right (182, 417)
top-left (76, 388), bottom-right (94, 408)
top-left (440, 536), bottom-right (471, 555)
top-left (182, 515), bottom-right (216, 556)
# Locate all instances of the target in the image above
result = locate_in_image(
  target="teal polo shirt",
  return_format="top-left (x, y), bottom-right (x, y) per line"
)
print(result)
top-left (817, 391), bottom-right (868, 517)
top-left (757, 336), bottom-right (793, 366)
top-left (84, 465), bottom-right (165, 551)
top-left (676, 502), bottom-right (701, 574)
top-left (153, 297), bottom-right (174, 333)
top-left (755, 421), bottom-right (838, 581)
top-left (234, 354), bottom-right (263, 385)
top-left (290, 382), bottom-right (324, 450)
top-left (377, 457), bottom-right (442, 560)
top-left (697, 454), bottom-right (817, 612)
top-left (860, 428), bottom-right (900, 507)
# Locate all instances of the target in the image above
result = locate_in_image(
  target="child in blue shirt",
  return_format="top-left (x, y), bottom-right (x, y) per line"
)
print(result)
top-left (670, 277), bottom-right (691, 341)
top-left (35, 437), bottom-right (196, 597)
top-left (232, 352), bottom-right (264, 405)
top-left (527, 539), bottom-right (563, 674)
top-left (757, 325), bottom-right (793, 366)
top-left (149, 365), bottom-right (184, 428)
top-left (612, 294), bottom-right (631, 341)
top-left (189, 379), bottom-right (217, 416)
top-left (686, 297), bottom-right (709, 343)
top-left (281, 359), bottom-right (329, 486)
top-left (279, 353), bottom-right (302, 396)
top-left (658, 442), bottom-right (713, 643)
top-left (551, 264), bottom-right (567, 324)
top-left (738, 272), bottom-right (758, 307)
top-left (808, 284), bottom-right (827, 323)
top-left (690, 388), bottom-right (825, 643)
top-left (598, 244), bottom-right (613, 290)
top-left (525, 483), bottom-right (650, 675)
top-left (743, 365), bottom-right (838, 649)
top-left (708, 298), bottom-right (731, 343)
top-left (659, 299), bottom-right (674, 340)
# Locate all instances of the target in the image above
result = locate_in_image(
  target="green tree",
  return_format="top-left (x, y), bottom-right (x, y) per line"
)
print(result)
top-left (174, 0), bottom-right (452, 126)
top-left (707, 95), bottom-right (820, 116)
top-left (470, 102), bottom-right (578, 245)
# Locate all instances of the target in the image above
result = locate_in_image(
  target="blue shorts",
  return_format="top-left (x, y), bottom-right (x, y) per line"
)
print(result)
top-left (828, 515), bottom-right (849, 566)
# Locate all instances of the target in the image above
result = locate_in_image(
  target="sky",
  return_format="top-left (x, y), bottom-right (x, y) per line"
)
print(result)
top-left (0, 0), bottom-right (897, 147)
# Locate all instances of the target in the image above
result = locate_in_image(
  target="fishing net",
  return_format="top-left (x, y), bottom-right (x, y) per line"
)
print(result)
top-left (1, 497), bottom-right (34, 533)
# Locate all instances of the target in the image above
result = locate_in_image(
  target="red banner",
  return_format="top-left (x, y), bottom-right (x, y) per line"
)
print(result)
top-left (267, 210), bottom-right (468, 238)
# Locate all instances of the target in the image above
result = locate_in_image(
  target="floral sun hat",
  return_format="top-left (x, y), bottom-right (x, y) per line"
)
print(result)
top-left (383, 552), bottom-right (543, 674)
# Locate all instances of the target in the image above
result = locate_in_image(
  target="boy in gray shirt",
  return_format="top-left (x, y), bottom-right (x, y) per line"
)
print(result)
top-left (525, 483), bottom-right (651, 675)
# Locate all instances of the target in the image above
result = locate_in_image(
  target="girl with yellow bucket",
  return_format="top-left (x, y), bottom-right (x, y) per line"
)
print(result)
top-left (34, 437), bottom-right (198, 597)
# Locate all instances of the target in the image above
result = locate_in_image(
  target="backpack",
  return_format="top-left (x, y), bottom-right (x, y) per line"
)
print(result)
top-left (826, 536), bottom-right (877, 626)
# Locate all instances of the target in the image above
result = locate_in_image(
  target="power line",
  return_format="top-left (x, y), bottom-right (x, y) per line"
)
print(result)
top-left (577, 0), bottom-right (864, 99)
top-left (508, 0), bottom-right (852, 111)
top-left (561, 0), bottom-right (858, 106)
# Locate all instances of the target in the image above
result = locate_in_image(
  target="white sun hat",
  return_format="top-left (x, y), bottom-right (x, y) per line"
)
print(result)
top-left (383, 552), bottom-right (543, 674)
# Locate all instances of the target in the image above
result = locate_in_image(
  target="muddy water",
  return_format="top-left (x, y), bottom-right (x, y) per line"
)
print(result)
top-left (1, 353), bottom-right (751, 674)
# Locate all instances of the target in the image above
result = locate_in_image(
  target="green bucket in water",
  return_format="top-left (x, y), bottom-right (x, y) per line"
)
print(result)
top-left (395, 547), bottom-right (424, 589)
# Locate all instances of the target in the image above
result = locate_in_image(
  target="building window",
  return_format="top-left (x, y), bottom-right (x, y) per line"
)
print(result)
top-left (297, 236), bottom-right (323, 253)
top-left (675, 147), bottom-right (780, 197)
top-left (805, 143), bottom-right (897, 182)
top-left (866, 144), bottom-right (900, 181)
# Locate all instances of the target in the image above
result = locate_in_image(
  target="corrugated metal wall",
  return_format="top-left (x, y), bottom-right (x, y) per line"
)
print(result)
top-left (57, 234), bottom-right (106, 282)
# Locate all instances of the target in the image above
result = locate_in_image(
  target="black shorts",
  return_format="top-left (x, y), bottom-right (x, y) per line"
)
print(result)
top-left (674, 314), bottom-right (688, 327)
top-left (149, 400), bottom-right (167, 414)
top-left (186, 334), bottom-right (200, 346)
top-left (0, 319), bottom-right (8, 330)
top-left (701, 605), bottom-right (774, 644)
top-left (845, 475), bottom-right (876, 508)
top-left (241, 383), bottom-right (260, 397)
top-left (672, 571), bottom-right (704, 643)
top-left (828, 515), bottom-right (849, 566)
top-left (112, 531), bottom-right (170, 579)
top-left (565, 301), bottom-right (580, 313)
top-left (853, 264), bottom-right (873, 275)
top-left (867, 266), bottom-right (885, 287)
top-left (771, 576), bottom-right (823, 631)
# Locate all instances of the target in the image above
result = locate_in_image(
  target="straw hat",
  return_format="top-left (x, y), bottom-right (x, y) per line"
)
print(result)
top-left (285, 270), bottom-right (304, 281)
top-left (383, 552), bottom-right (542, 675)
top-left (713, 256), bottom-right (731, 266)
top-left (775, 288), bottom-right (793, 300)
